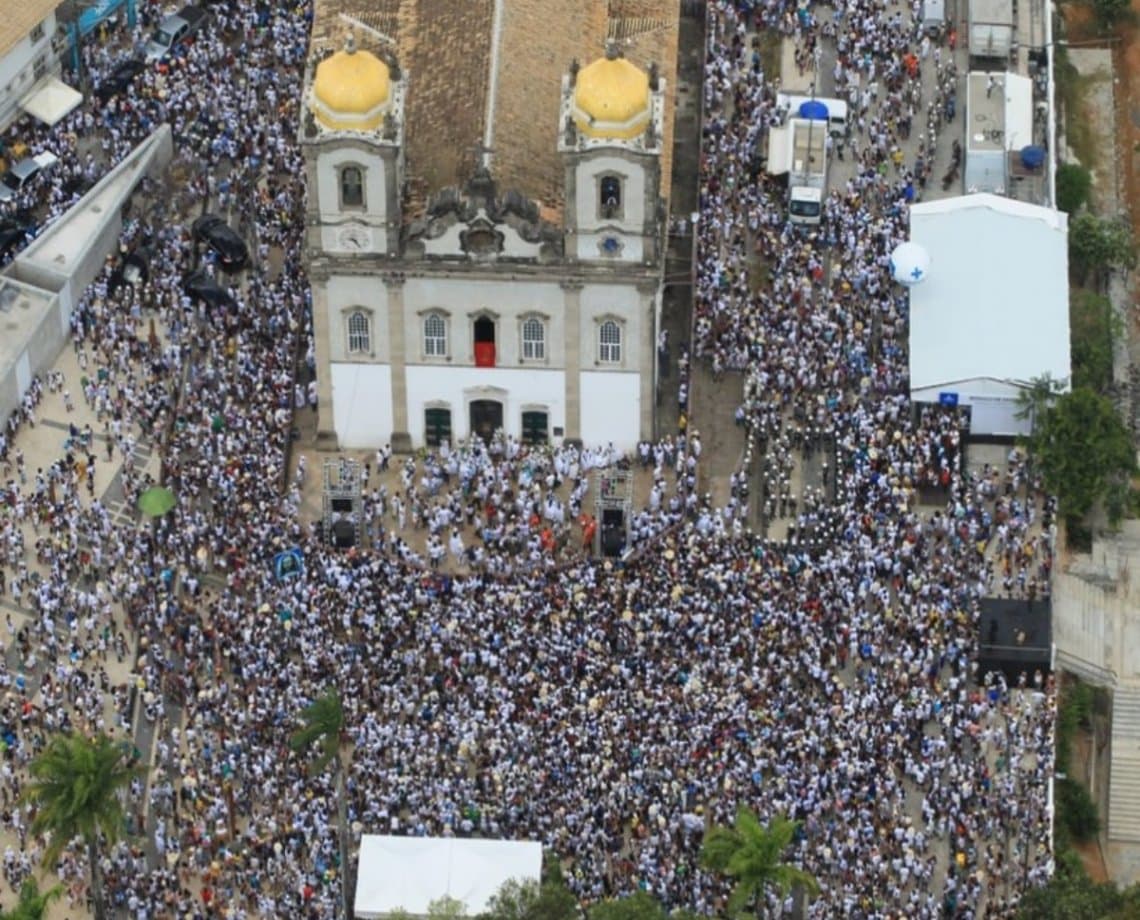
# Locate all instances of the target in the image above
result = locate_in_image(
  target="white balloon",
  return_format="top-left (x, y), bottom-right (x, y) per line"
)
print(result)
top-left (890, 240), bottom-right (931, 286)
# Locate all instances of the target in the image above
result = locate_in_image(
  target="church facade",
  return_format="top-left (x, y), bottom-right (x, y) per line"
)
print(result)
top-left (300, 0), bottom-right (678, 452)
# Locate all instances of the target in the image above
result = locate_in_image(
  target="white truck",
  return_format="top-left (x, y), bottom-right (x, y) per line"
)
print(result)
top-left (765, 117), bottom-right (828, 226)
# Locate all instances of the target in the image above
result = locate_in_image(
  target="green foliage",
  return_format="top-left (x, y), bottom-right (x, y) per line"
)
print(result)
top-left (1057, 777), bottom-right (1102, 842)
top-left (478, 876), bottom-right (578, 920)
top-left (23, 732), bottom-right (142, 865)
top-left (289, 689), bottom-right (345, 774)
top-left (1070, 290), bottom-right (1120, 394)
top-left (588, 891), bottom-right (670, 920)
top-left (0, 878), bottom-right (63, 920)
top-left (1056, 162), bottom-right (1093, 214)
top-left (427, 896), bottom-right (468, 918)
top-left (1015, 841), bottom-right (1140, 919)
top-left (1091, 0), bottom-right (1132, 29)
top-left (1069, 213), bottom-right (1137, 286)
top-left (1031, 387), bottom-right (1136, 524)
top-left (700, 808), bottom-right (820, 917)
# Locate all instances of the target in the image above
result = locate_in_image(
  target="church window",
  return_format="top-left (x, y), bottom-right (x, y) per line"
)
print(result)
top-left (600, 175), bottom-right (623, 219)
top-left (522, 316), bottom-right (545, 361)
top-left (598, 320), bottom-right (622, 364)
top-left (424, 313), bottom-right (448, 357)
top-left (340, 165), bottom-right (364, 208)
top-left (346, 311), bottom-right (371, 354)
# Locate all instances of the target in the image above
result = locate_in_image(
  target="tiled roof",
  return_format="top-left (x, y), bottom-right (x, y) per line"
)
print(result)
top-left (0, 0), bottom-right (56, 60)
top-left (309, 0), bottom-right (679, 219)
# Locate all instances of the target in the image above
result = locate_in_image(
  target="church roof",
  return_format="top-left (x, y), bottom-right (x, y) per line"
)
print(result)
top-left (311, 40), bottom-right (392, 131)
top-left (572, 55), bottom-right (652, 140)
top-left (307, 0), bottom-right (678, 220)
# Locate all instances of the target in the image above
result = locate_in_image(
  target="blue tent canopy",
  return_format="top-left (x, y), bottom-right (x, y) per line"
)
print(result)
top-left (1020, 145), bottom-right (1046, 169)
top-left (798, 100), bottom-right (829, 121)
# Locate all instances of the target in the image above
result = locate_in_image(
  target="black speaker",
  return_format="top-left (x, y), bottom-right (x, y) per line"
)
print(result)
top-left (331, 497), bottom-right (353, 513)
top-left (331, 519), bottom-right (356, 548)
top-left (602, 508), bottom-right (624, 527)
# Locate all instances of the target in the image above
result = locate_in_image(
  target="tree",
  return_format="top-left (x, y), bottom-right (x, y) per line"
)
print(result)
top-left (1033, 387), bottom-right (1136, 524)
top-left (588, 891), bottom-right (670, 920)
top-left (290, 690), bottom-right (352, 920)
top-left (700, 808), bottom-right (820, 918)
top-left (427, 896), bottom-right (468, 918)
top-left (0, 877), bottom-right (63, 920)
top-left (1091, 0), bottom-right (1132, 30)
top-left (1069, 290), bottom-right (1119, 393)
top-left (1056, 162), bottom-right (1092, 214)
top-left (1069, 213), bottom-right (1137, 286)
top-left (22, 733), bottom-right (143, 920)
top-left (1015, 846), bottom-right (1140, 919)
top-left (1016, 373), bottom-right (1067, 442)
top-left (478, 876), bottom-right (578, 920)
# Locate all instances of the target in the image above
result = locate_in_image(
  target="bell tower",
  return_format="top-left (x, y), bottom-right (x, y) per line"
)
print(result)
top-left (558, 44), bottom-right (665, 266)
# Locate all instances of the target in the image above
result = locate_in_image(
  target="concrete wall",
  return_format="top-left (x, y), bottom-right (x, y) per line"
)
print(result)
top-left (330, 362), bottom-right (393, 448)
top-left (580, 370), bottom-right (639, 448)
top-left (0, 286), bottom-right (63, 423)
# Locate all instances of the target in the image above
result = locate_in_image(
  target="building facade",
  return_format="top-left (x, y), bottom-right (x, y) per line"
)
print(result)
top-left (0, 0), bottom-right (63, 132)
top-left (301, 0), bottom-right (678, 452)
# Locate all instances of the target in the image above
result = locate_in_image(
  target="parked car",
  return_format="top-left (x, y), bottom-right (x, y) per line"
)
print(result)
top-left (183, 268), bottom-right (236, 310)
top-left (191, 214), bottom-right (248, 269)
top-left (94, 58), bottom-right (145, 102)
top-left (145, 6), bottom-right (209, 62)
top-left (0, 152), bottom-right (60, 202)
top-left (0, 217), bottom-right (33, 260)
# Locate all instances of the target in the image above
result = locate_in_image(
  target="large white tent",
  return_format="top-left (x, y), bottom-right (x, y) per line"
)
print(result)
top-left (354, 835), bottom-right (543, 919)
top-left (907, 193), bottom-right (1070, 437)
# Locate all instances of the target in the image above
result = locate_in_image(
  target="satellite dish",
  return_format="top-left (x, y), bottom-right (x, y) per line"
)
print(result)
top-left (890, 240), bottom-right (930, 286)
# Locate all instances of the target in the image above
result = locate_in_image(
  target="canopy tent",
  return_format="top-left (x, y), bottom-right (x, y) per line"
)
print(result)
top-left (354, 836), bottom-right (542, 919)
top-left (20, 78), bottom-right (84, 127)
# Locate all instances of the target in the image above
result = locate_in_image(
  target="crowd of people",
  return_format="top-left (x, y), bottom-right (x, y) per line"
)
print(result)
top-left (0, 0), bottom-right (1061, 918)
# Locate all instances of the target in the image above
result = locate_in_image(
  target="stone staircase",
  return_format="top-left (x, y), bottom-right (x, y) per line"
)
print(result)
top-left (1108, 686), bottom-right (1140, 842)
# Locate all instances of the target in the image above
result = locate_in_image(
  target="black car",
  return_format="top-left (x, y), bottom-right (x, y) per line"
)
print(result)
top-left (0, 218), bottom-right (32, 259)
top-left (94, 58), bottom-right (145, 102)
top-left (191, 214), bottom-right (248, 270)
top-left (183, 268), bottom-right (236, 310)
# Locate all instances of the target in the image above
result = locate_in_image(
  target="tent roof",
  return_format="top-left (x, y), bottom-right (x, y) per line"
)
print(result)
top-left (354, 835), bottom-right (543, 919)
top-left (907, 193), bottom-right (1070, 393)
top-left (20, 78), bottom-right (83, 128)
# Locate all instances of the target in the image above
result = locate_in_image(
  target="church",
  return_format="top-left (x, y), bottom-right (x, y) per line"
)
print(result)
top-left (300, 0), bottom-right (678, 451)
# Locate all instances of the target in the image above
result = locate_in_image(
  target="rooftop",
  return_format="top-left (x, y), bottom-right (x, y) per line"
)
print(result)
top-left (0, 276), bottom-right (57, 380)
top-left (307, 0), bottom-right (679, 219)
top-left (0, 0), bottom-right (55, 59)
top-left (907, 193), bottom-right (1070, 393)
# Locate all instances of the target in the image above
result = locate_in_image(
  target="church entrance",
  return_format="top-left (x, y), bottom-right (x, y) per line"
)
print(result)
top-left (469, 399), bottom-right (503, 442)
top-left (474, 316), bottom-right (496, 367)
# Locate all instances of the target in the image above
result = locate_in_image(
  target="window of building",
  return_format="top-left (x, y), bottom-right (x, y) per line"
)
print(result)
top-left (600, 175), bottom-right (623, 219)
top-left (346, 311), bottom-right (371, 354)
top-left (521, 316), bottom-right (545, 361)
top-left (598, 320), bottom-right (622, 364)
top-left (340, 165), bottom-right (364, 208)
top-left (29, 22), bottom-right (45, 44)
top-left (424, 407), bottom-right (452, 447)
top-left (521, 410), bottom-right (549, 445)
top-left (424, 313), bottom-right (448, 357)
top-left (32, 54), bottom-right (47, 80)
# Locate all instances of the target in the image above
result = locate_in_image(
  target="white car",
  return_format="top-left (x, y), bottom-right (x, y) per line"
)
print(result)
top-left (0, 152), bottom-right (60, 202)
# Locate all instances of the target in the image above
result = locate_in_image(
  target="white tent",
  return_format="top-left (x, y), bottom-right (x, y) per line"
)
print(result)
top-left (20, 78), bottom-right (83, 127)
top-left (354, 835), bottom-right (543, 919)
top-left (907, 194), bottom-right (1070, 437)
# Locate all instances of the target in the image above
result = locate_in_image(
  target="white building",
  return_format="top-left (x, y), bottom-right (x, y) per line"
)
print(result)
top-left (0, 0), bottom-right (79, 132)
top-left (301, 0), bottom-right (678, 452)
top-left (963, 71), bottom-right (1034, 195)
top-left (907, 193), bottom-right (1070, 438)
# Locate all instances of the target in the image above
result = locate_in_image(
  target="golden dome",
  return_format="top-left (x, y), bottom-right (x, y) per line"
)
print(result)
top-left (311, 41), bottom-right (392, 132)
top-left (572, 55), bottom-right (651, 141)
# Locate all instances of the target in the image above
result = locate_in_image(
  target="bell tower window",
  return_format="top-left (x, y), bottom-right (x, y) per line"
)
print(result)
top-left (340, 165), bottom-right (364, 209)
top-left (600, 175), bottom-right (623, 220)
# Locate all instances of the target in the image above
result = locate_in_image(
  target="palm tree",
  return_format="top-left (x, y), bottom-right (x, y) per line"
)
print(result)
top-left (700, 807), bottom-right (820, 919)
top-left (290, 690), bottom-right (352, 919)
top-left (22, 732), bottom-right (143, 920)
top-left (1, 877), bottom-right (63, 920)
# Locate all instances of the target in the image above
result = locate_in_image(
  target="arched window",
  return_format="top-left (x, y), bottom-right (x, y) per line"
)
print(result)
top-left (521, 316), bottom-right (545, 361)
top-left (346, 311), bottom-right (371, 354)
top-left (423, 313), bottom-right (448, 357)
top-left (340, 165), bottom-right (364, 208)
top-left (600, 175), bottom-right (622, 218)
top-left (598, 320), bottom-right (622, 364)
